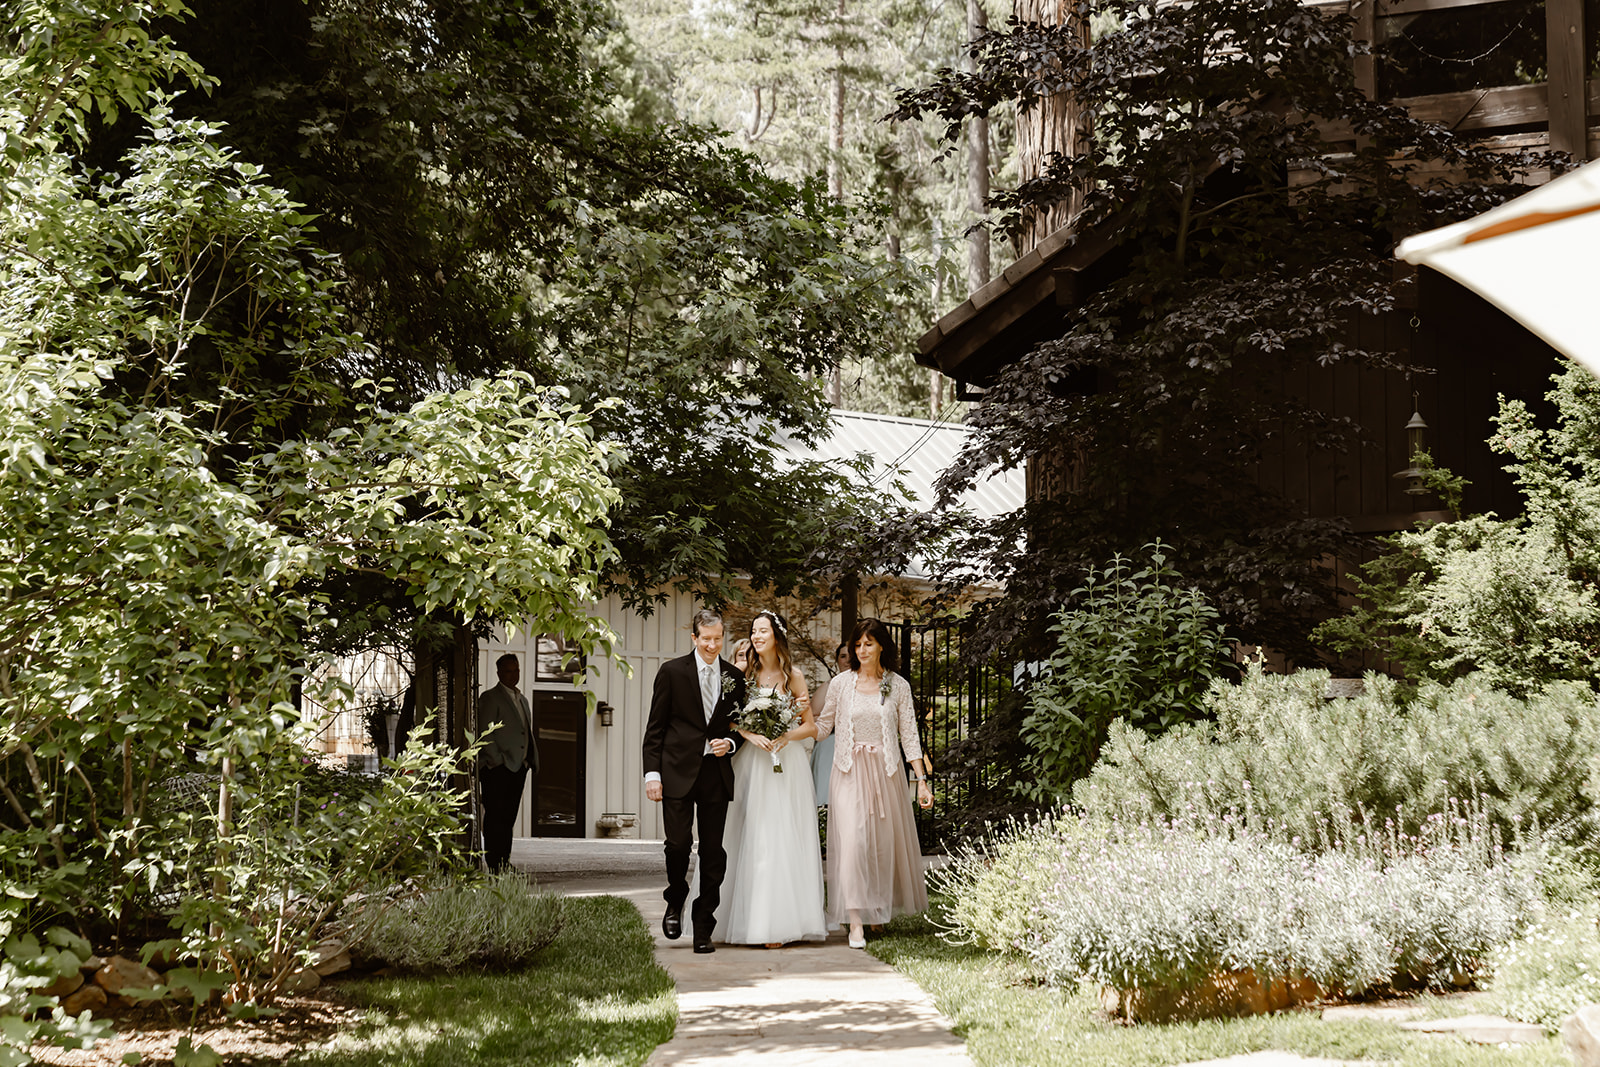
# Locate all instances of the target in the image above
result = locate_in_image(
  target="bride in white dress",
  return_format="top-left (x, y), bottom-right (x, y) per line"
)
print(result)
top-left (699, 609), bottom-right (827, 946)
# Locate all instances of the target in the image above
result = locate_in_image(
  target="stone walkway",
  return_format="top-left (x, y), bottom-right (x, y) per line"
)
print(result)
top-left (511, 837), bottom-right (974, 1066)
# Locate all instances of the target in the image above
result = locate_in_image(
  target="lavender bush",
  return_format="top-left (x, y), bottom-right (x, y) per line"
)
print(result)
top-left (1073, 662), bottom-right (1600, 853)
top-left (938, 806), bottom-right (1536, 1011)
top-left (345, 872), bottom-right (564, 972)
top-left (930, 815), bottom-right (1074, 952)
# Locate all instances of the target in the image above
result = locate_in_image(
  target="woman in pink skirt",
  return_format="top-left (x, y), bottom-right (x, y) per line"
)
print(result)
top-left (814, 618), bottom-right (934, 948)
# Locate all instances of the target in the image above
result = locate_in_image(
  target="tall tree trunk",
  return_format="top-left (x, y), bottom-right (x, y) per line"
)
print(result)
top-left (1012, 0), bottom-right (1087, 253)
top-left (931, 217), bottom-right (945, 415)
top-left (826, 0), bottom-right (848, 407)
top-left (966, 0), bottom-right (991, 294)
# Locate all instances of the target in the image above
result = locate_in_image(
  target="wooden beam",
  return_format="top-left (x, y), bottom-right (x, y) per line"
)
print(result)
top-left (1379, 0), bottom-right (1518, 14)
top-left (1401, 82), bottom-right (1549, 131)
top-left (926, 266), bottom-right (1057, 377)
top-left (1546, 0), bottom-right (1588, 161)
top-left (1318, 81), bottom-right (1589, 141)
top-left (1053, 266), bottom-right (1083, 307)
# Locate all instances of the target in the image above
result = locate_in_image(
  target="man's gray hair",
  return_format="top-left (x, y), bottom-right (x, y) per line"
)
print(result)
top-left (690, 608), bottom-right (723, 636)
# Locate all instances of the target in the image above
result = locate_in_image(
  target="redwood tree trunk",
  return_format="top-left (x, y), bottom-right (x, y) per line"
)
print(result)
top-left (966, 0), bottom-right (991, 294)
top-left (1012, 0), bottom-right (1087, 253)
top-left (826, 0), bottom-right (847, 406)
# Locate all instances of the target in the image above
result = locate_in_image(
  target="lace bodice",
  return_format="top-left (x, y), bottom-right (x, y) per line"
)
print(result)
top-left (814, 671), bottom-right (922, 776)
top-left (847, 687), bottom-right (885, 746)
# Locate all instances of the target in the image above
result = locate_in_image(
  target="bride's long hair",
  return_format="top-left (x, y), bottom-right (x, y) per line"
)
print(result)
top-left (748, 610), bottom-right (798, 696)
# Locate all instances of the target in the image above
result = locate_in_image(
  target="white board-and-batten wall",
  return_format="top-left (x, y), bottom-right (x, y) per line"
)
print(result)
top-left (480, 588), bottom-right (843, 842)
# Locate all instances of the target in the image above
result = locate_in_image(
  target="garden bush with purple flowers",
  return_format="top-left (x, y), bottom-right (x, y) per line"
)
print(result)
top-left (1073, 662), bottom-right (1600, 851)
top-left (934, 804), bottom-right (1537, 1016)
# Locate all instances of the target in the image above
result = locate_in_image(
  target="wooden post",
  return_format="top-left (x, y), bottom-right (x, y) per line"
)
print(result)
top-left (413, 639), bottom-right (437, 742)
top-left (841, 572), bottom-right (860, 643)
top-left (1351, 0), bottom-right (1376, 101)
top-left (1547, 0), bottom-right (1588, 162)
top-left (452, 618), bottom-right (477, 854)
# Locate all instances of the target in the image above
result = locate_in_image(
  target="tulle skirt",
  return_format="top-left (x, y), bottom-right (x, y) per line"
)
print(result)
top-left (824, 745), bottom-right (928, 928)
top-left (698, 739), bottom-right (827, 945)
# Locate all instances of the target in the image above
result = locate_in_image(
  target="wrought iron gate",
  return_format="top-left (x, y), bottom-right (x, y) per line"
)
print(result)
top-left (882, 618), bottom-right (1009, 851)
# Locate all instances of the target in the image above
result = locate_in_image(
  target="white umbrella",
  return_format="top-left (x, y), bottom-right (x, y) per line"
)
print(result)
top-left (1395, 159), bottom-right (1600, 374)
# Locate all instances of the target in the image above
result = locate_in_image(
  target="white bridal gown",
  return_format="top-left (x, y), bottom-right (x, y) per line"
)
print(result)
top-left (695, 686), bottom-right (828, 945)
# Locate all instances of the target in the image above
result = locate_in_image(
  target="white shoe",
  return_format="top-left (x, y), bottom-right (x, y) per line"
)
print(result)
top-left (848, 934), bottom-right (866, 949)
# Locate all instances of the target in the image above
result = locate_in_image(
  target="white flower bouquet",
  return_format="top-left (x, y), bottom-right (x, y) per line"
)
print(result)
top-left (733, 689), bottom-right (798, 773)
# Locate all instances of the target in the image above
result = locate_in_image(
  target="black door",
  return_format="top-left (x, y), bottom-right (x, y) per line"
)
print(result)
top-left (530, 691), bottom-right (586, 837)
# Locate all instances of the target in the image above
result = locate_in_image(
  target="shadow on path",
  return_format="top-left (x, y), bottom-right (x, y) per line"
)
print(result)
top-left (511, 837), bottom-right (974, 1066)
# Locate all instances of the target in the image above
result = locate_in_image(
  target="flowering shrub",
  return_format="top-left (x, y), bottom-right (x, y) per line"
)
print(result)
top-left (346, 872), bottom-right (565, 973)
top-left (1073, 662), bottom-right (1600, 853)
top-left (937, 808), bottom-right (1536, 1017)
top-left (929, 816), bottom-right (1068, 953)
top-left (1489, 904), bottom-right (1600, 1032)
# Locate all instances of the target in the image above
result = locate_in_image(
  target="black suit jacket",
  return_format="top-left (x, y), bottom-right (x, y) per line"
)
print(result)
top-left (642, 652), bottom-right (746, 799)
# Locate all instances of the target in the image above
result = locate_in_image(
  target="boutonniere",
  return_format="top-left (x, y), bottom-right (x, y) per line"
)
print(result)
top-left (719, 671), bottom-right (737, 699)
top-left (879, 672), bottom-right (893, 705)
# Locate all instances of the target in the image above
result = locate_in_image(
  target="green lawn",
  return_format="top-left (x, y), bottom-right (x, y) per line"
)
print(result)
top-left (869, 915), bottom-right (1568, 1067)
top-left (291, 896), bottom-right (675, 1067)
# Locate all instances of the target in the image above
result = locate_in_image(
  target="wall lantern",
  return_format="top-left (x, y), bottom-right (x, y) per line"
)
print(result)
top-left (596, 701), bottom-right (614, 728)
top-left (1392, 406), bottom-right (1430, 497)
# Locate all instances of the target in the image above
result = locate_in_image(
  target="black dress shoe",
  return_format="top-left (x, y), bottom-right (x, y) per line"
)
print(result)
top-left (662, 905), bottom-right (683, 940)
top-left (693, 938), bottom-right (715, 954)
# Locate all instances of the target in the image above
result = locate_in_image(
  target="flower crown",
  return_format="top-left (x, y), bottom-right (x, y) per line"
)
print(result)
top-left (755, 609), bottom-right (787, 636)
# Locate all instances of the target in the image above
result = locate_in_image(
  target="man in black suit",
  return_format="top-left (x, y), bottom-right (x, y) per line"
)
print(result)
top-left (478, 652), bottom-right (538, 873)
top-left (642, 608), bottom-right (745, 953)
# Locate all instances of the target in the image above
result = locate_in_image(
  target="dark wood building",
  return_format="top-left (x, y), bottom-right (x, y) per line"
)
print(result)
top-left (919, 0), bottom-right (1594, 544)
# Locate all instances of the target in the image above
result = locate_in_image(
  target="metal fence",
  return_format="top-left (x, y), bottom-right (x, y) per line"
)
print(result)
top-left (882, 618), bottom-right (1010, 851)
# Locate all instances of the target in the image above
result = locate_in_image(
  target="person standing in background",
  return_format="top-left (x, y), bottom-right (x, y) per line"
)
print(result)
top-left (809, 641), bottom-right (848, 806)
top-left (477, 653), bottom-right (538, 873)
top-left (814, 619), bottom-right (933, 948)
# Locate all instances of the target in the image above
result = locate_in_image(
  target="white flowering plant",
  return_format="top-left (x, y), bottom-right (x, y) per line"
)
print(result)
top-left (1489, 903), bottom-right (1600, 1032)
top-left (935, 803), bottom-right (1538, 1019)
top-left (733, 689), bottom-right (798, 773)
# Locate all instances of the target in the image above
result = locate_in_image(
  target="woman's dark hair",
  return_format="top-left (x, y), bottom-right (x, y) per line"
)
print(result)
top-left (847, 618), bottom-right (899, 674)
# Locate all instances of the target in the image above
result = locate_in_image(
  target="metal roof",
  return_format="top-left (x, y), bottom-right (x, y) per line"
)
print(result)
top-left (775, 408), bottom-right (1024, 521)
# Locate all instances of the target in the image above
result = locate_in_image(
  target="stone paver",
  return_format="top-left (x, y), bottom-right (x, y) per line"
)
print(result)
top-left (512, 838), bottom-right (974, 1067)
top-left (1175, 1055), bottom-right (1396, 1067)
top-left (1398, 1013), bottom-right (1546, 1044)
top-left (1320, 1003), bottom-right (1431, 1024)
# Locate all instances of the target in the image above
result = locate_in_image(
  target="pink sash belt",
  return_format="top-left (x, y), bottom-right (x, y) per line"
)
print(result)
top-left (850, 743), bottom-right (887, 818)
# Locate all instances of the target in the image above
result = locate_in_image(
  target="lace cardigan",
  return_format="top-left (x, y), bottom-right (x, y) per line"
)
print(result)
top-left (814, 670), bottom-right (922, 777)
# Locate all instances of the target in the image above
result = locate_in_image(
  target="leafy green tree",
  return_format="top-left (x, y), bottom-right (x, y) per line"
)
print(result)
top-left (1, 0), bottom-right (620, 1021)
top-left (619, 0), bottom-right (977, 417)
top-left (147, 0), bottom-right (922, 616)
top-left (1318, 365), bottom-right (1600, 695)
top-left (891, 0), bottom-right (1558, 663)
